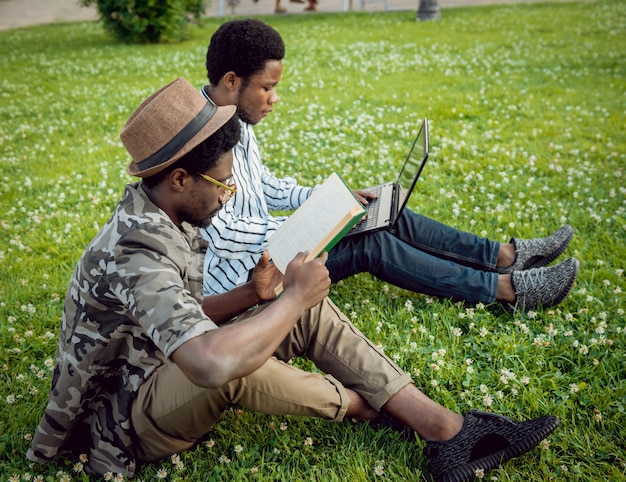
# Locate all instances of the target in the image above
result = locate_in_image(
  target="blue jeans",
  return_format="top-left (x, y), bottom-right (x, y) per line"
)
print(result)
top-left (326, 210), bottom-right (500, 303)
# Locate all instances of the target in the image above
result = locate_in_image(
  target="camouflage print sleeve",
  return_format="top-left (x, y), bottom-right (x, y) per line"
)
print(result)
top-left (112, 221), bottom-right (219, 357)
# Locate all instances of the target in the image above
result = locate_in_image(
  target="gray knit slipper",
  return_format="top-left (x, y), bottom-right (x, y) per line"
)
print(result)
top-left (424, 410), bottom-right (559, 482)
top-left (498, 225), bottom-right (574, 274)
top-left (510, 257), bottom-right (579, 311)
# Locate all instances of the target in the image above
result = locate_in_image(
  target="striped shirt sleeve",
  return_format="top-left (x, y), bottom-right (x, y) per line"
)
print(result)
top-left (201, 121), bottom-right (315, 295)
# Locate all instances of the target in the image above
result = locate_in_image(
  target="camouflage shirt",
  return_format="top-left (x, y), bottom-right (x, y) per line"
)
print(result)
top-left (27, 182), bottom-right (219, 477)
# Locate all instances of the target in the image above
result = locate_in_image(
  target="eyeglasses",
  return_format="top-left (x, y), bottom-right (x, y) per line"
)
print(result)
top-left (198, 173), bottom-right (237, 202)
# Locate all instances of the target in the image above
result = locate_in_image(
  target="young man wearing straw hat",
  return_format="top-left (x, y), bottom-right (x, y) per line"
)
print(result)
top-left (199, 18), bottom-right (579, 313)
top-left (28, 77), bottom-right (558, 482)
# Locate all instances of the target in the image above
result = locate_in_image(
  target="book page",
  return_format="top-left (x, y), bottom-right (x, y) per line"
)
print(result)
top-left (268, 172), bottom-right (365, 273)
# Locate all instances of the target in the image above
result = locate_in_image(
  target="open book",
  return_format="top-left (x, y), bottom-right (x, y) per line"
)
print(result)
top-left (268, 172), bottom-right (366, 293)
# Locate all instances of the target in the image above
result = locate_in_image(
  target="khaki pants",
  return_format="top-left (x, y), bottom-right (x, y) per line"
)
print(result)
top-left (131, 297), bottom-right (411, 464)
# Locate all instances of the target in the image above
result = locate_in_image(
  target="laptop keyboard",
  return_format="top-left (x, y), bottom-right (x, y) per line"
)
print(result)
top-left (358, 185), bottom-right (383, 230)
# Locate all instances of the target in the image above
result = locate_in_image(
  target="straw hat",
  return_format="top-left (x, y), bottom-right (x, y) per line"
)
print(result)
top-left (122, 77), bottom-right (236, 178)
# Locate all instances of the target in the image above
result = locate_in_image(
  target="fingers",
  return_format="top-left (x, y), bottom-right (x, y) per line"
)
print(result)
top-left (316, 251), bottom-right (329, 265)
top-left (257, 251), bottom-right (270, 267)
top-left (354, 189), bottom-right (378, 204)
top-left (288, 251), bottom-right (325, 267)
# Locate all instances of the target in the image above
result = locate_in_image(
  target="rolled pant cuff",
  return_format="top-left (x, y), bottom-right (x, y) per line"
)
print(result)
top-left (367, 373), bottom-right (413, 412)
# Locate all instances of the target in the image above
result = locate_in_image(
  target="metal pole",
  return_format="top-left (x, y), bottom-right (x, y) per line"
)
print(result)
top-left (417, 0), bottom-right (440, 20)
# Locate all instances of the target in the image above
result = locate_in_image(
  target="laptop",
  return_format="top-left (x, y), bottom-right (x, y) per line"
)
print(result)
top-left (345, 118), bottom-right (429, 237)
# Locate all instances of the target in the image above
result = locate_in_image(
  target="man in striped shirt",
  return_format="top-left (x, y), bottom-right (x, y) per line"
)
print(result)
top-left (200, 19), bottom-right (578, 312)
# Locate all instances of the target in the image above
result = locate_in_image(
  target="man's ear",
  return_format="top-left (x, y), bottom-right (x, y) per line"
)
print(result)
top-left (222, 71), bottom-right (240, 91)
top-left (169, 168), bottom-right (190, 193)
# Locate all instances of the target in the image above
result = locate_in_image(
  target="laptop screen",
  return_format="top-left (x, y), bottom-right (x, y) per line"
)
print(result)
top-left (393, 118), bottom-right (429, 223)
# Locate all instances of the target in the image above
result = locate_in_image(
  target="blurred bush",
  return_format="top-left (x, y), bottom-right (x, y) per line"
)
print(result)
top-left (80, 0), bottom-right (208, 43)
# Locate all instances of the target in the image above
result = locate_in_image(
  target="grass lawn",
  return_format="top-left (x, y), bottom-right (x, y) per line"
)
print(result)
top-left (0, 0), bottom-right (625, 480)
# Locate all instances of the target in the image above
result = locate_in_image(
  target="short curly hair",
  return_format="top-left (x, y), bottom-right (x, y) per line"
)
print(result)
top-left (206, 19), bottom-right (285, 86)
top-left (143, 114), bottom-right (241, 188)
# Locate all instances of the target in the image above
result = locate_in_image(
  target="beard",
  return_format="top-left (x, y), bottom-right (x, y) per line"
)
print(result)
top-left (188, 216), bottom-right (212, 229)
top-left (234, 82), bottom-right (256, 125)
top-left (182, 203), bottom-right (220, 230)
top-left (236, 105), bottom-right (256, 126)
